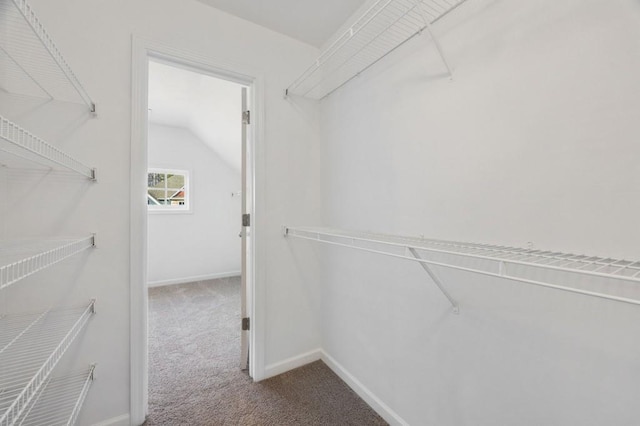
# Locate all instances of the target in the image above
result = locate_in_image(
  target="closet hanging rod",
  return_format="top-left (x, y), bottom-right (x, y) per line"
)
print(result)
top-left (283, 226), bottom-right (640, 307)
top-left (0, 116), bottom-right (96, 180)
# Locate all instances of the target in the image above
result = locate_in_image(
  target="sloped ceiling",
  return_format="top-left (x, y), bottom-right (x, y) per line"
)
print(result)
top-left (196, 0), bottom-right (367, 47)
top-left (148, 60), bottom-right (244, 173)
top-left (148, 1), bottom-right (370, 171)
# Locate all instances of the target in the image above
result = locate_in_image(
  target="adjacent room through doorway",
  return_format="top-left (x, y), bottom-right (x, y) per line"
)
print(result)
top-left (145, 58), bottom-right (250, 419)
top-left (146, 60), bottom-right (247, 289)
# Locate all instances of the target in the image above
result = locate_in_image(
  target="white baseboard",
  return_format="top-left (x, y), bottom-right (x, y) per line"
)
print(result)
top-left (147, 271), bottom-right (241, 288)
top-left (92, 414), bottom-right (130, 426)
top-left (103, 355), bottom-right (400, 426)
top-left (261, 348), bottom-right (322, 381)
top-left (320, 350), bottom-right (409, 426)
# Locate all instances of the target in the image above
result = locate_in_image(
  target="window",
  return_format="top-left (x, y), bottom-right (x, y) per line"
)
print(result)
top-left (147, 169), bottom-right (190, 212)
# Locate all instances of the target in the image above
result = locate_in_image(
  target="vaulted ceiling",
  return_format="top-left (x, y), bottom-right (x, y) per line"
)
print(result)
top-left (148, 60), bottom-right (244, 173)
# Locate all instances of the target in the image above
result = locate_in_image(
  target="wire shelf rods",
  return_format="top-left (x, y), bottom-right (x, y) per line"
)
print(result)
top-left (0, 236), bottom-right (95, 291)
top-left (15, 365), bottom-right (95, 426)
top-left (0, 116), bottom-right (96, 179)
top-left (286, 0), bottom-right (468, 99)
top-left (0, 301), bottom-right (95, 426)
top-left (284, 226), bottom-right (640, 307)
top-left (0, 0), bottom-right (95, 110)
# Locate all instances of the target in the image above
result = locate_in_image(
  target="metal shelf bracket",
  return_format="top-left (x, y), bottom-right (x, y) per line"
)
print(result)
top-left (408, 247), bottom-right (459, 313)
top-left (415, 0), bottom-right (453, 78)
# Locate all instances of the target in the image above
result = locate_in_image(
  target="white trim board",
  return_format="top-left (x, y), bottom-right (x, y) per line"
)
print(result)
top-left (262, 349), bottom-right (323, 380)
top-left (91, 414), bottom-right (130, 426)
top-left (147, 271), bottom-right (241, 288)
top-left (262, 348), bottom-right (409, 425)
top-left (116, 349), bottom-right (401, 426)
top-left (320, 350), bottom-right (410, 426)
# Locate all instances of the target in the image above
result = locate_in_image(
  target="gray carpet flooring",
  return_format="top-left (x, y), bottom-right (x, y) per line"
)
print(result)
top-left (146, 277), bottom-right (387, 425)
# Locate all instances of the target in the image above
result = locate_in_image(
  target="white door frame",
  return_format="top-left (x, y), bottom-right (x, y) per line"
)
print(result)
top-left (130, 36), bottom-right (264, 425)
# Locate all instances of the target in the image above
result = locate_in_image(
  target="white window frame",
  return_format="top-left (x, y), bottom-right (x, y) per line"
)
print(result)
top-left (147, 168), bottom-right (191, 213)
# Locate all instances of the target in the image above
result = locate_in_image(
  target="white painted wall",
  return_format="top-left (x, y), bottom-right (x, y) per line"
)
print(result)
top-left (313, 0), bottom-right (640, 424)
top-left (0, 0), bottom-right (323, 424)
top-left (147, 124), bottom-right (240, 286)
top-left (0, 165), bottom-right (5, 237)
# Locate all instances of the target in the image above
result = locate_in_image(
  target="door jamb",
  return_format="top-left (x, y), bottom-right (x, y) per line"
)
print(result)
top-left (130, 36), bottom-right (264, 425)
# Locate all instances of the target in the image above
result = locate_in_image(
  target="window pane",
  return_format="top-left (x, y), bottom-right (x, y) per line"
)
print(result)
top-left (148, 170), bottom-right (189, 211)
top-left (167, 174), bottom-right (184, 187)
top-left (166, 189), bottom-right (184, 198)
top-left (148, 173), bottom-right (166, 188)
top-left (148, 189), bottom-right (165, 200)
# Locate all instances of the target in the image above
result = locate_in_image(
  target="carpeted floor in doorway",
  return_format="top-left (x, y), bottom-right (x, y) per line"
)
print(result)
top-left (146, 277), bottom-right (387, 426)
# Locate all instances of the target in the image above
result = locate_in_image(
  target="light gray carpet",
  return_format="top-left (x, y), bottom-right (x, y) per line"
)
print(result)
top-left (145, 277), bottom-right (387, 425)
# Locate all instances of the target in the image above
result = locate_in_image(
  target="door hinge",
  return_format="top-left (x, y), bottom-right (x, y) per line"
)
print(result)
top-left (242, 317), bottom-right (250, 331)
top-left (242, 213), bottom-right (250, 227)
top-left (242, 110), bottom-right (250, 125)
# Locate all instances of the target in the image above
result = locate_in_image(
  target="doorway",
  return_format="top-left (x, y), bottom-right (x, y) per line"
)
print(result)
top-left (130, 40), bottom-right (260, 424)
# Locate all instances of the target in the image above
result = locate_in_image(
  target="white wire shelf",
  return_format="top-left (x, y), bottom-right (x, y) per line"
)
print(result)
top-left (284, 226), bottom-right (640, 308)
top-left (0, 236), bottom-right (95, 291)
top-left (0, 0), bottom-right (95, 111)
top-left (15, 365), bottom-right (95, 426)
top-left (0, 301), bottom-right (95, 426)
top-left (0, 116), bottom-right (96, 179)
top-left (285, 0), bottom-right (468, 99)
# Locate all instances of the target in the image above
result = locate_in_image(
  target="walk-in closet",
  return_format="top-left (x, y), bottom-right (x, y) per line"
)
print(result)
top-left (1, 0), bottom-right (638, 424)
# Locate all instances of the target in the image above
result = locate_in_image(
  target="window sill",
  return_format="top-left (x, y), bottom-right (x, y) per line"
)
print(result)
top-left (147, 208), bottom-right (193, 215)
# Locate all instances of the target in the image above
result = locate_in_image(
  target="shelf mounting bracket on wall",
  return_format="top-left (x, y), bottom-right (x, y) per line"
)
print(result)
top-left (415, 0), bottom-right (453, 78)
top-left (408, 247), bottom-right (459, 313)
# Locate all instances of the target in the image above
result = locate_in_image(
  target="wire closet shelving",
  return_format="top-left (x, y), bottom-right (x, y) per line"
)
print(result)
top-left (285, 0), bottom-right (468, 99)
top-left (0, 236), bottom-right (95, 291)
top-left (1, 0), bottom-right (97, 424)
top-left (14, 365), bottom-right (95, 426)
top-left (0, 0), bottom-right (95, 110)
top-left (284, 227), bottom-right (640, 311)
top-left (0, 301), bottom-right (95, 426)
top-left (0, 116), bottom-right (96, 180)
